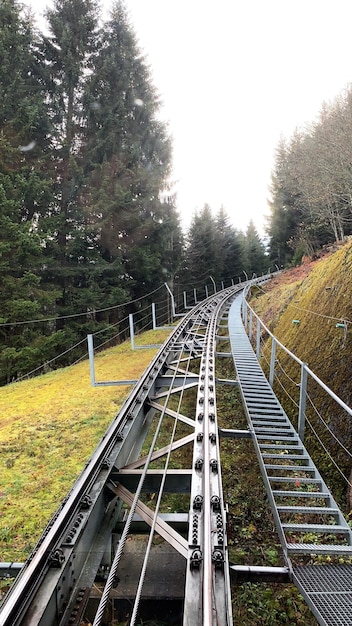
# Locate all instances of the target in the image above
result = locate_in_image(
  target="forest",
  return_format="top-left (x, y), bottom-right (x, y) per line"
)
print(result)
top-left (3, 0), bottom-right (352, 387)
top-left (0, 0), bottom-right (267, 386)
top-left (267, 86), bottom-right (352, 266)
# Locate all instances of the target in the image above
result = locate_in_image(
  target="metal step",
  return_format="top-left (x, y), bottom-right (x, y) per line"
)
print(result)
top-left (277, 506), bottom-right (339, 515)
top-left (287, 543), bottom-right (352, 554)
top-left (252, 421), bottom-right (290, 428)
top-left (272, 490), bottom-right (331, 499)
top-left (259, 444), bottom-right (302, 450)
top-left (268, 476), bottom-right (322, 484)
top-left (282, 523), bottom-right (349, 534)
top-left (264, 464), bottom-right (316, 472)
top-left (262, 454), bottom-right (309, 461)
top-left (247, 405), bottom-right (285, 412)
top-left (256, 434), bottom-right (298, 441)
top-left (254, 428), bottom-right (295, 434)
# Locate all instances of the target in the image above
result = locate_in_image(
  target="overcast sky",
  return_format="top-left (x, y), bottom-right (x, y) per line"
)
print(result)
top-left (24, 0), bottom-right (352, 235)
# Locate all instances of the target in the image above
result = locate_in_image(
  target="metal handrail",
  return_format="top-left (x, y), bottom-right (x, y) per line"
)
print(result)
top-left (242, 287), bottom-right (352, 442)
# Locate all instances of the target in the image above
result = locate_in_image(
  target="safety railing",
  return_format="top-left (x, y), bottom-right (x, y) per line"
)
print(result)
top-left (241, 290), bottom-right (352, 444)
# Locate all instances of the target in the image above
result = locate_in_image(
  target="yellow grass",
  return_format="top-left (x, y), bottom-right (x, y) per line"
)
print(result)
top-left (0, 329), bottom-right (170, 561)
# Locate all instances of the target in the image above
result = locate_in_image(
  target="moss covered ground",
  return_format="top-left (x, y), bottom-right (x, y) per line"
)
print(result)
top-left (0, 329), bottom-right (170, 562)
top-left (250, 240), bottom-right (352, 514)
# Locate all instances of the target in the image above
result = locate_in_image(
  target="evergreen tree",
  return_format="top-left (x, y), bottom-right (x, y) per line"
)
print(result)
top-left (0, 1), bottom-right (56, 384)
top-left (243, 220), bottom-right (267, 276)
top-left (267, 141), bottom-right (299, 268)
top-left (83, 0), bottom-right (180, 303)
top-left (183, 204), bottom-right (217, 289)
top-left (215, 206), bottom-right (245, 283)
top-left (40, 0), bottom-right (100, 323)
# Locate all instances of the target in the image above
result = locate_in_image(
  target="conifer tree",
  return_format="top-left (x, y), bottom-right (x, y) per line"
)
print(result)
top-left (40, 0), bottom-right (100, 322)
top-left (215, 206), bottom-right (245, 283)
top-left (183, 204), bottom-right (217, 288)
top-left (83, 0), bottom-right (180, 302)
top-left (0, 0), bottom-right (55, 383)
top-left (243, 220), bottom-right (267, 276)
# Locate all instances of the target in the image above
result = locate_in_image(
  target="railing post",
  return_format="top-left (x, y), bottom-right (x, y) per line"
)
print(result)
top-left (129, 313), bottom-right (135, 350)
top-left (205, 285), bottom-right (209, 298)
top-left (269, 337), bottom-right (277, 387)
top-left (221, 281), bottom-right (224, 290)
top-left (231, 279), bottom-right (234, 286)
top-left (242, 298), bottom-right (247, 327)
top-left (152, 302), bottom-right (157, 330)
top-left (256, 317), bottom-right (261, 359)
top-left (249, 308), bottom-right (253, 340)
top-left (164, 282), bottom-right (176, 318)
top-left (194, 288), bottom-right (198, 304)
top-left (298, 363), bottom-right (308, 442)
top-left (87, 334), bottom-right (96, 386)
top-left (209, 275), bottom-right (216, 293)
top-left (183, 291), bottom-right (187, 309)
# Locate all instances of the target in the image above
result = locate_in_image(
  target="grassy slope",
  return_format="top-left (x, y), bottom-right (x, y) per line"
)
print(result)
top-left (250, 239), bottom-right (352, 510)
top-left (252, 240), bottom-right (352, 404)
top-left (0, 329), bottom-right (170, 562)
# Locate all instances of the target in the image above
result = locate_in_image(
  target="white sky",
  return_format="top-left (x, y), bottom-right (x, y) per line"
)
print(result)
top-left (24, 0), bottom-right (352, 235)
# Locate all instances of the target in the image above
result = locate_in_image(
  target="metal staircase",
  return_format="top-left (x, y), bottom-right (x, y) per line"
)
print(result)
top-left (228, 293), bottom-right (352, 626)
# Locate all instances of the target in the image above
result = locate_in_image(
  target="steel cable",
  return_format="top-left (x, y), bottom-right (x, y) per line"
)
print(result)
top-left (129, 315), bottom-right (202, 625)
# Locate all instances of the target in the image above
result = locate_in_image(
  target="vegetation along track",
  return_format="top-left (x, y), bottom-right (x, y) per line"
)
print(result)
top-left (2, 277), bottom-right (326, 625)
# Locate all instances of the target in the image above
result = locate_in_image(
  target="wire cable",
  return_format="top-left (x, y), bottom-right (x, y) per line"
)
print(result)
top-left (0, 284), bottom-right (165, 327)
top-left (306, 391), bottom-right (352, 460)
top-left (13, 337), bottom-right (87, 383)
top-left (292, 304), bottom-right (351, 326)
top-left (305, 414), bottom-right (352, 488)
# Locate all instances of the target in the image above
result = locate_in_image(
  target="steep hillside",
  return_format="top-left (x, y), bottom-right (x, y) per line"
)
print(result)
top-left (252, 240), bottom-right (352, 405)
top-left (249, 239), bottom-right (352, 510)
top-left (0, 329), bottom-right (170, 563)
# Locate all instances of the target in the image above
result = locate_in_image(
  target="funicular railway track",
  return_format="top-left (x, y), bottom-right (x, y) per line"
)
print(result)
top-left (0, 285), bottom-right (240, 626)
top-left (3, 279), bottom-right (352, 625)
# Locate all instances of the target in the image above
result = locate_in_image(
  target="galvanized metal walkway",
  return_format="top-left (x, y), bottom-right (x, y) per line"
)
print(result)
top-left (228, 293), bottom-right (352, 626)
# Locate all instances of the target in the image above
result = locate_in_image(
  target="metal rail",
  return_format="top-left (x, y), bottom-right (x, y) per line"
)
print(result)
top-left (183, 294), bottom-right (233, 625)
top-left (0, 285), bottom-right (241, 626)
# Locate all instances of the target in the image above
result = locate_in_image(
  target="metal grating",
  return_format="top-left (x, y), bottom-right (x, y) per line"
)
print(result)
top-left (294, 566), bottom-right (352, 626)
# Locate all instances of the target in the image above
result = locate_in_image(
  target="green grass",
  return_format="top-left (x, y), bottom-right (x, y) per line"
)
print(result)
top-left (249, 240), bottom-right (352, 515)
top-left (0, 328), bottom-right (170, 562)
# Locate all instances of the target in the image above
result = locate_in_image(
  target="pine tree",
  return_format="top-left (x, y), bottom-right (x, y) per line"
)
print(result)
top-left (40, 0), bottom-right (100, 321)
top-left (214, 206), bottom-right (245, 284)
top-left (182, 204), bottom-right (217, 289)
top-left (83, 0), bottom-right (180, 302)
top-left (0, 1), bottom-right (55, 383)
top-left (243, 220), bottom-right (268, 277)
